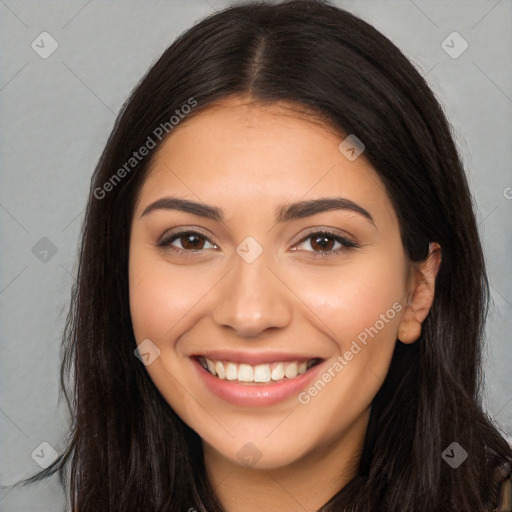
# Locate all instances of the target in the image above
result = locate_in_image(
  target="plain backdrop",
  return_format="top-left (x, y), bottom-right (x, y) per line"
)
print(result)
top-left (1, 0), bottom-right (511, 510)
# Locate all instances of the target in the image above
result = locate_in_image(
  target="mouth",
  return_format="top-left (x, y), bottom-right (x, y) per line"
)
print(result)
top-left (193, 355), bottom-right (324, 385)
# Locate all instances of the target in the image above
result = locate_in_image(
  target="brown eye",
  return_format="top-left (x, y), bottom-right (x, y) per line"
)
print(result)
top-left (157, 231), bottom-right (218, 253)
top-left (294, 231), bottom-right (359, 258)
top-left (179, 233), bottom-right (206, 250)
top-left (310, 234), bottom-right (335, 252)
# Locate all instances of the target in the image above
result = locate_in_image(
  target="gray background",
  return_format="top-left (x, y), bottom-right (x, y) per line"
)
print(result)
top-left (1, 0), bottom-right (511, 510)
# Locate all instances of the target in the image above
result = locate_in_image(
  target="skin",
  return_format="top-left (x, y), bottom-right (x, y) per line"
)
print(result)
top-left (128, 95), bottom-right (441, 512)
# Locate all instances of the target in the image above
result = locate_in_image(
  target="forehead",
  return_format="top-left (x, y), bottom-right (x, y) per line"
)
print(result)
top-left (133, 96), bottom-right (396, 229)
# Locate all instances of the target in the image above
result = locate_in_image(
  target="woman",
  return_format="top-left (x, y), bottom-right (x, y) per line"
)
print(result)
top-left (13, 0), bottom-right (512, 510)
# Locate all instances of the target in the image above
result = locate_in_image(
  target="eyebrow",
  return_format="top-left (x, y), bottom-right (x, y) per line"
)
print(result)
top-left (140, 196), bottom-right (375, 226)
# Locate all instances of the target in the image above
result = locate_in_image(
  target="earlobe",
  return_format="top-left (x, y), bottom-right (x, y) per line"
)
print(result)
top-left (398, 242), bottom-right (442, 344)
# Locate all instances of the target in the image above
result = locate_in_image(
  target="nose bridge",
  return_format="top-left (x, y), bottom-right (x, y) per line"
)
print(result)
top-left (212, 238), bottom-right (293, 337)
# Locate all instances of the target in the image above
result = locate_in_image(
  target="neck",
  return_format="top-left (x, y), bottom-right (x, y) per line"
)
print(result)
top-left (203, 409), bottom-right (370, 512)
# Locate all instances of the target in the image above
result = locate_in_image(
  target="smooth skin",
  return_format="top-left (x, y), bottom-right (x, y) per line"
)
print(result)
top-left (128, 95), bottom-right (441, 512)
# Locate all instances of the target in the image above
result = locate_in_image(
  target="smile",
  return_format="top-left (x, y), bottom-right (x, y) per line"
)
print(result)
top-left (196, 356), bottom-right (322, 384)
top-left (191, 353), bottom-right (326, 407)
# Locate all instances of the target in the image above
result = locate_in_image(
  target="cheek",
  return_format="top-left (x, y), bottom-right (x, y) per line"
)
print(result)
top-left (128, 239), bottom-right (177, 340)
top-left (290, 253), bottom-right (406, 433)
top-left (129, 258), bottom-right (169, 342)
top-left (292, 253), bottom-right (407, 350)
top-left (128, 250), bottom-right (221, 343)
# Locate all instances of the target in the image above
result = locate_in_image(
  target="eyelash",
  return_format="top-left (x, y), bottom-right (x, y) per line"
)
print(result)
top-left (157, 229), bottom-right (359, 259)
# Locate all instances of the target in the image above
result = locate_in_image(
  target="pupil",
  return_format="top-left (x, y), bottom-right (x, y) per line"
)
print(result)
top-left (313, 235), bottom-right (333, 251)
top-left (183, 234), bottom-right (203, 250)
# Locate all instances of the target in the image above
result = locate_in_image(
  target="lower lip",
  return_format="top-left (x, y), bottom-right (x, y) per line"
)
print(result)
top-left (192, 358), bottom-right (326, 407)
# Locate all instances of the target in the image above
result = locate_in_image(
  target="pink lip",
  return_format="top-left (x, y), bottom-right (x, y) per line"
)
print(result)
top-left (191, 357), bottom-right (326, 407)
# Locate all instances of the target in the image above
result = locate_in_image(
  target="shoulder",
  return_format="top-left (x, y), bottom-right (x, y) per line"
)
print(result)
top-left (494, 458), bottom-right (512, 512)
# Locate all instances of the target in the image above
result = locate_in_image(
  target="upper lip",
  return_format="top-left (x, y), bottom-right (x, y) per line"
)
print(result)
top-left (191, 350), bottom-right (324, 365)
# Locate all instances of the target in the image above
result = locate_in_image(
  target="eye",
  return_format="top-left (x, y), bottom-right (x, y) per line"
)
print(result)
top-left (156, 228), bottom-right (359, 259)
top-left (157, 230), bottom-right (218, 255)
top-left (293, 230), bottom-right (359, 258)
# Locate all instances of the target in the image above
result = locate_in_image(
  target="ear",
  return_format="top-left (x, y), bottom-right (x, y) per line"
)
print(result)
top-left (398, 242), bottom-right (442, 344)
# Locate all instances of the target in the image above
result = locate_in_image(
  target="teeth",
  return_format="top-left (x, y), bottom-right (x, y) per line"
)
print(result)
top-left (254, 364), bottom-right (271, 383)
top-left (238, 364), bottom-right (253, 382)
top-left (206, 359), bottom-right (216, 375)
top-left (199, 357), bottom-right (318, 384)
top-left (215, 361), bottom-right (225, 379)
top-left (284, 362), bottom-right (298, 378)
top-left (271, 362), bottom-right (284, 381)
top-left (225, 362), bottom-right (238, 381)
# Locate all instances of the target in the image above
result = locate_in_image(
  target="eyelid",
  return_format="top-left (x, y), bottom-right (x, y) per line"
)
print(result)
top-left (290, 225), bottom-right (357, 245)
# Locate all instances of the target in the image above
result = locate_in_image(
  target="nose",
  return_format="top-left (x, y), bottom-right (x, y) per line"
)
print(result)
top-left (212, 248), bottom-right (293, 338)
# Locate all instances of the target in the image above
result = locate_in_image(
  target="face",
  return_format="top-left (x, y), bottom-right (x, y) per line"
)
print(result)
top-left (128, 95), bottom-right (413, 471)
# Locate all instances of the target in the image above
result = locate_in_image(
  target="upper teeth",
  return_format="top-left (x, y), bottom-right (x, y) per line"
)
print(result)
top-left (198, 357), bottom-right (318, 383)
